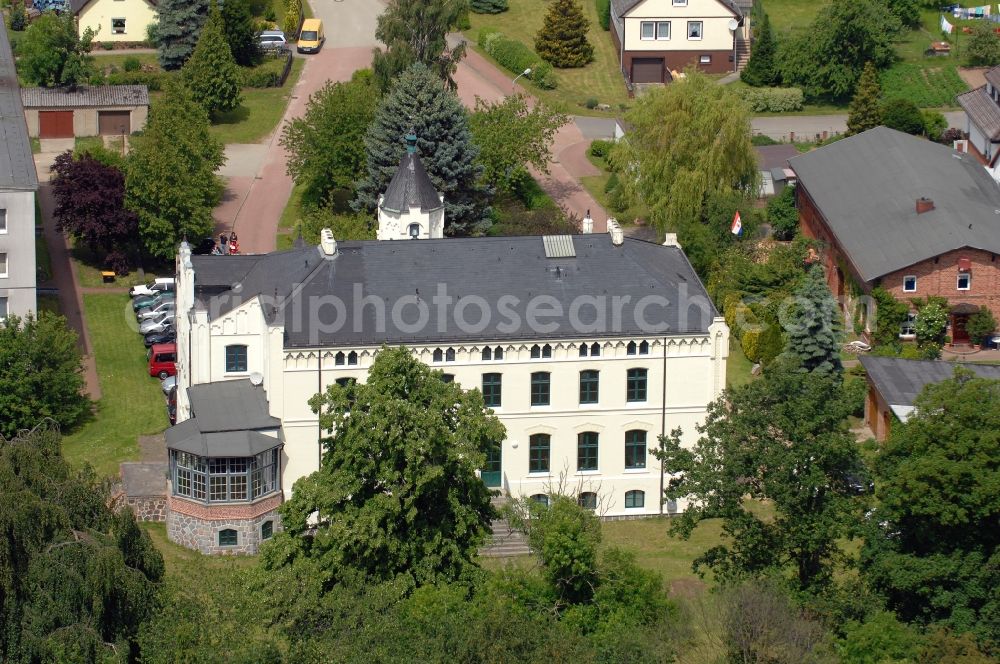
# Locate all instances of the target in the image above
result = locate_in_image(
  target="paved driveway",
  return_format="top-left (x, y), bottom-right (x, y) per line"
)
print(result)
top-left (218, 0), bottom-right (382, 254)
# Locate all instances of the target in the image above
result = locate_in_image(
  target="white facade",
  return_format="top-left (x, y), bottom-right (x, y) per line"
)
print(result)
top-left (621, 0), bottom-right (742, 51)
top-left (174, 240), bottom-right (730, 517)
top-left (377, 193), bottom-right (445, 241)
top-left (0, 189), bottom-right (37, 321)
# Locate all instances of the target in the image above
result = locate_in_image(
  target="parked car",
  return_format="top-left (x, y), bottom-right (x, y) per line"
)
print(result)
top-left (137, 300), bottom-right (176, 321)
top-left (143, 328), bottom-right (175, 348)
top-left (140, 314), bottom-right (175, 335)
top-left (130, 277), bottom-right (174, 298)
top-left (148, 342), bottom-right (177, 379)
top-left (167, 385), bottom-right (177, 425)
top-left (133, 291), bottom-right (174, 312)
top-left (260, 30), bottom-right (286, 51)
top-left (297, 18), bottom-right (324, 53)
top-left (161, 375), bottom-right (177, 395)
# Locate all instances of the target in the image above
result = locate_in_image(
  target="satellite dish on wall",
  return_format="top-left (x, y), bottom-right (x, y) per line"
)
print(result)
top-left (249, 372), bottom-right (264, 386)
top-left (728, 18), bottom-right (739, 30)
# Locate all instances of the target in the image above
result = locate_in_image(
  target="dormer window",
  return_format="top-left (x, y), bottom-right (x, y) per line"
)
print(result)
top-left (408, 223), bottom-right (420, 238)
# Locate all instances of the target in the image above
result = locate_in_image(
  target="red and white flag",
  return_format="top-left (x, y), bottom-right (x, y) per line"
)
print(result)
top-left (730, 211), bottom-right (743, 236)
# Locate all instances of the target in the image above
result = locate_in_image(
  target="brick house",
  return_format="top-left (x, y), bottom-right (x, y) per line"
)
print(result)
top-left (957, 65), bottom-right (1000, 166)
top-left (789, 127), bottom-right (1000, 345)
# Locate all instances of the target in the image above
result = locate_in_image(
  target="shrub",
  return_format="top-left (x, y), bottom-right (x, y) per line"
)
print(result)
top-left (283, 0), bottom-right (302, 37)
top-left (741, 327), bottom-right (762, 363)
top-left (735, 86), bottom-right (804, 113)
top-left (967, 305), bottom-right (997, 345)
top-left (757, 323), bottom-right (785, 364)
top-left (589, 139), bottom-right (612, 158)
top-left (596, 0), bottom-right (610, 30)
top-left (921, 109), bottom-right (947, 140)
top-left (470, 0), bottom-right (508, 13)
top-left (106, 70), bottom-right (171, 91)
top-left (766, 186), bottom-right (798, 240)
top-left (9, 4), bottom-right (27, 31)
top-left (584, 97), bottom-right (598, 109)
top-left (101, 41), bottom-right (115, 50)
top-left (123, 56), bottom-right (142, 72)
top-left (843, 374), bottom-right (867, 417)
top-left (751, 134), bottom-right (779, 146)
top-left (480, 29), bottom-right (557, 89)
top-left (241, 54), bottom-right (290, 87)
top-left (881, 97), bottom-right (924, 135)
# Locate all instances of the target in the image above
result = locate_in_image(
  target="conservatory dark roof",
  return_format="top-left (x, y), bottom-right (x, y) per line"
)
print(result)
top-left (165, 380), bottom-right (281, 456)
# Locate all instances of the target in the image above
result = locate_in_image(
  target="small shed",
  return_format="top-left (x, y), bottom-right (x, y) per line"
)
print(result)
top-left (20, 85), bottom-right (149, 139)
top-left (754, 144), bottom-right (799, 197)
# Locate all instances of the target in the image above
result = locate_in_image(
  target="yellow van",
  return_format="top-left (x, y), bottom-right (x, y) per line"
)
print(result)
top-left (297, 18), bottom-right (324, 53)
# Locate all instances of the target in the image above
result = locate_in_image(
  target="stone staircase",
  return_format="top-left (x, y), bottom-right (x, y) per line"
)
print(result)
top-left (479, 495), bottom-right (531, 558)
top-left (735, 37), bottom-right (751, 72)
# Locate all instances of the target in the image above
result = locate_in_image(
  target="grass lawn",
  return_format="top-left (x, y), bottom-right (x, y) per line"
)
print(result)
top-left (62, 293), bottom-right (168, 477)
top-left (726, 337), bottom-right (756, 389)
top-left (209, 56), bottom-right (305, 144)
top-left (465, 0), bottom-right (630, 116)
top-left (90, 52), bottom-right (160, 71)
top-left (580, 151), bottom-right (652, 227)
top-left (70, 242), bottom-right (170, 290)
top-left (276, 181), bottom-right (307, 249)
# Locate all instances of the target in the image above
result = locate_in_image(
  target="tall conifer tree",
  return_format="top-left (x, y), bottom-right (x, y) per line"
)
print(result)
top-left (156, 0), bottom-right (209, 70)
top-left (847, 62), bottom-right (883, 135)
top-left (221, 0), bottom-right (260, 66)
top-left (781, 264), bottom-right (843, 376)
top-left (182, 2), bottom-right (243, 116)
top-left (353, 63), bottom-right (491, 235)
top-left (535, 0), bottom-right (594, 68)
top-left (740, 12), bottom-right (779, 87)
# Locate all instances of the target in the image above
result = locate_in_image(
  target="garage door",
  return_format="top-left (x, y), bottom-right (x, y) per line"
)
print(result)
top-left (39, 111), bottom-right (74, 138)
top-left (632, 57), bottom-right (664, 84)
top-left (98, 110), bottom-right (131, 136)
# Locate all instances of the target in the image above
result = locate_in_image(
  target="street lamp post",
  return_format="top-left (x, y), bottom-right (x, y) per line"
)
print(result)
top-left (511, 68), bottom-right (531, 91)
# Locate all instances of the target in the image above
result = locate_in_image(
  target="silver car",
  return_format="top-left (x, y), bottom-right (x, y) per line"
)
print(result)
top-left (259, 30), bottom-right (286, 52)
top-left (139, 313), bottom-right (174, 334)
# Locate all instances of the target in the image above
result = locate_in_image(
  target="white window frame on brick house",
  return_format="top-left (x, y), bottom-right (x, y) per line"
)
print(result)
top-left (899, 311), bottom-right (917, 339)
top-left (687, 21), bottom-right (703, 40)
top-left (699, 54), bottom-right (712, 64)
top-left (957, 272), bottom-right (971, 290)
top-left (656, 21), bottom-right (671, 40)
top-left (640, 21), bottom-right (655, 40)
top-left (903, 275), bottom-right (917, 292)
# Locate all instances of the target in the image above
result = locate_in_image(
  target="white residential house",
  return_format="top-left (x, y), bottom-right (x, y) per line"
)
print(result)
top-left (166, 146), bottom-right (729, 554)
top-left (610, 0), bottom-right (751, 84)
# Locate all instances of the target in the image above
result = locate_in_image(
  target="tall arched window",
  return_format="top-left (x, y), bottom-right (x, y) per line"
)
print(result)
top-left (335, 351), bottom-right (345, 366)
top-left (578, 492), bottom-right (598, 510)
top-left (541, 344), bottom-right (552, 358)
top-left (625, 430), bottom-right (647, 469)
top-left (590, 342), bottom-right (601, 356)
top-left (579, 343), bottom-right (588, 357)
top-left (494, 346), bottom-right (504, 360)
top-left (626, 341), bottom-right (637, 355)
top-left (529, 433), bottom-right (550, 473)
top-left (481, 347), bottom-right (492, 361)
top-left (639, 340), bottom-right (649, 355)
top-left (445, 347), bottom-right (456, 362)
top-left (577, 431), bottom-right (599, 471)
top-left (347, 351), bottom-right (358, 366)
top-left (530, 344), bottom-right (541, 359)
top-left (433, 348), bottom-right (443, 362)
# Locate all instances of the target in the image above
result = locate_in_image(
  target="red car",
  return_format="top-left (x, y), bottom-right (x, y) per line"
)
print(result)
top-left (148, 343), bottom-right (177, 380)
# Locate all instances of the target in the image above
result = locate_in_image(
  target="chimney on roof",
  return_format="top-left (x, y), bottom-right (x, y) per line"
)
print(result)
top-left (320, 228), bottom-right (337, 256)
top-left (608, 218), bottom-right (624, 246)
top-left (916, 197), bottom-right (935, 214)
top-left (582, 209), bottom-right (593, 234)
top-left (663, 233), bottom-right (681, 248)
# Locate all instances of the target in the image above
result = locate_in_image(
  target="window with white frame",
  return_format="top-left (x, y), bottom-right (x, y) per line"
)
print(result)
top-left (673, 0), bottom-right (687, 5)
top-left (640, 20), bottom-right (671, 40)
top-left (656, 21), bottom-right (671, 39)
top-left (903, 275), bottom-right (917, 293)
top-left (699, 54), bottom-right (712, 64)
top-left (958, 272), bottom-right (971, 290)
top-left (111, 17), bottom-right (126, 33)
top-left (899, 312), bottom-right (917, 339)
top-left (687, 21), bottom-right (703, 39)
top-left (0, 209), bottom-right (7, 233)
top-left (0, 252), bottom-right (7, 278)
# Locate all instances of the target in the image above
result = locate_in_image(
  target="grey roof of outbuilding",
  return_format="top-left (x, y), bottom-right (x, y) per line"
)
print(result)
top-left (191, 234), bottom-right (718, 348)
top-left (860, 355), bottom-right (1000, 408)
top-left (789, 126), bottom-right (1000, 282)
top-left (20, 85), bottom-right (149, 109)
top-left (755, 144), bottom-right (799, 171)
top-left (186, 380), bottom-right (281, 432)
top-left (957, 86), bottom-right (1000, 141)
top-left (985, 64), bottom-right (1000, 91)
top-left (165, 422), bottom-right (280, 457)
top-left (380, 151), bottom-right (442, 214)
top-left (0, 27), bottom-right (38, 191)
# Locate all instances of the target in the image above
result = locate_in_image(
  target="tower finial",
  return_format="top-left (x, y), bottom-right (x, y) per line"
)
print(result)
top-left (405, 132), bottom-right (417, 154)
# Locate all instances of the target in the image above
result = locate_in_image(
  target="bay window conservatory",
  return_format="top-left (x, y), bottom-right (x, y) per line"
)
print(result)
top-left (171, 447), bottom-right (280, 503)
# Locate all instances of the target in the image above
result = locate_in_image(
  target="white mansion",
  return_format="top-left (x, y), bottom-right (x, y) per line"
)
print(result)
top-left (166, 145), bottom-right (729, 554)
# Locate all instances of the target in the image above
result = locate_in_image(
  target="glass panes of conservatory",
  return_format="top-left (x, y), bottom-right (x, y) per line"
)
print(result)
top-left (171, 447), bottom-right (279, 503)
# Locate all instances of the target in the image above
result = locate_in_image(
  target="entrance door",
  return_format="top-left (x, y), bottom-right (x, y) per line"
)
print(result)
top-left (482, 445), bottom-right (501, 488)
top-left (631, 57), bottom-right (665, 83)
top-left (39, 111), bottom-right (74, 138)
top-left (98, 110), bottom-right (130, 135)
top-left (952, 314), bottom-right (971, 344)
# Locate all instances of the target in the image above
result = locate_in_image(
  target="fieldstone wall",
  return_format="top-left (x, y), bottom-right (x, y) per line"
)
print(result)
top-left (128, 495), bottom-right (167, 522)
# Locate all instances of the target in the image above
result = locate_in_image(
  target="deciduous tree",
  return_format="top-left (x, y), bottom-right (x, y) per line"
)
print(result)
top-left (282, 70), bottom-right (379, 206)
top-left (610, 71), bottom-right (758, 237)
top-left (468, 94), bottom-right (567, 193)
top-left (861, 369), bottom-right (1000, 647)
top-left (0, 314), bottom-right (89, 438)
top-left (881, 97), bottom-right (924, 136)
top-left (372, 0), bottom-right (467, 91)
top-left (261, 347), bottom-right (505, 587)
top-left (535, 0), bottom-right (594, 68)
top-left (741, 12), bottom-right (779, 87)
top-left (17, 11), bottom-right (95, 89)
top-left (658, 367), bottom-right (861, 592)
top-left (354, 63), bottom-right (491, 236)
top-left (126, 80), bottom-right (225, 259)
top-left (182, 2), bottom-right (243, 116)
top-left (781, 264), bottom-right (843, 376)
top-left (966, 21), bottom-right (1000, 66)
top-left (156, 0), bottom-right (210, 70)
top-left (847, 62), bottom-right (883, 136)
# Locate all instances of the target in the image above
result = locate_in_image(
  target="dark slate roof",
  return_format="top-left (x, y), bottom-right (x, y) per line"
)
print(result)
top-left (860, 355), bottom-right (1000, 408)
top-left (611, 0), bottom-right (740, 16)
top-left (0, 27), bottom-right (37, 191)
top-left (165, 380), bottom-right (281, 456)
top-left (958, 86), bottom-right (1000, 141)
top-left (380, 151), bottom-right (442, 214)
top-left (985, 64), bottom-right (1000, 91)
top-left (191, 235), bottom-right (718, 348)
top-left (186, 380), bottom-right (281, 432)
top-left (789, 126), bottom-right (1000, 282)
top-left (20, 85), bottom-right (149, 108)
top-left (754, 144), bottom-right (799, 172)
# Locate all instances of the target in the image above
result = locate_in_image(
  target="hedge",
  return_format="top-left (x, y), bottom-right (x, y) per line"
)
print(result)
top-left (105, 70), bottom-right (171, 91)
top-left (596, 0), bottom-right (610, 29)
top-left (735, 86), bottom-right (804, 113)
top-left (478, 27), bottom-right (556, 89)
top-left (241, 53), bottom-right (292, 88)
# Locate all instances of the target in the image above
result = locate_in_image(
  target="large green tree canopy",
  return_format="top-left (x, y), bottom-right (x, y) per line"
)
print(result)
top-left (372, 0), bottom-right (467, 90)
top-left (0, 424), bottom-right (164, 662)
top-left (261, 347), bottom-right (505, 588)
top-left (17, 11), bottom-right (95, 89)
top-left (181, 1), bottom-right (243, 116)
top-left (861, 368), bottom-right (1000, 648)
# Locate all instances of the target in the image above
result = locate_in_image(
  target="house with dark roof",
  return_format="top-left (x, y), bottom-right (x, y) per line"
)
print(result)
top-left (69, 0), bottom-right (158, 44)
top-left (790, 127), bottom-right (1000, 346)
top-left (0, 25), bottom-right (39, 322)
top-left (21, 85), bottom-right (149, 139)
top-left (859, 355), bottom-right (1000, 440)
top-left (610, 0), bottom-right (749, 84)
top-left (754, 143), bottom-right (798, 197)
top-left (163, 144), bottom-right (730, 553)
top-left (957, 65), bottom-right (1000, 166)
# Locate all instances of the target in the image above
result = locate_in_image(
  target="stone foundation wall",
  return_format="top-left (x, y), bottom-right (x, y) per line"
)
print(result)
top-left (128, 495), bottom-right (167, 522)
top-left (167, 506), bottom-right (282, 555)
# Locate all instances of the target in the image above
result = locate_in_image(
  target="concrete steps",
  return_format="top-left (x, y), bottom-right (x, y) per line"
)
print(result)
top-left (736, 38), bottom-right (751, 72)
top-left (479, 495), bottom-right (531, 558)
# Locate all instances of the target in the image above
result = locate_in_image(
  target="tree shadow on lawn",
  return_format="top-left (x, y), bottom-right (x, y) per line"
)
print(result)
top-left (211, 105), bottom-right (251, 127)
